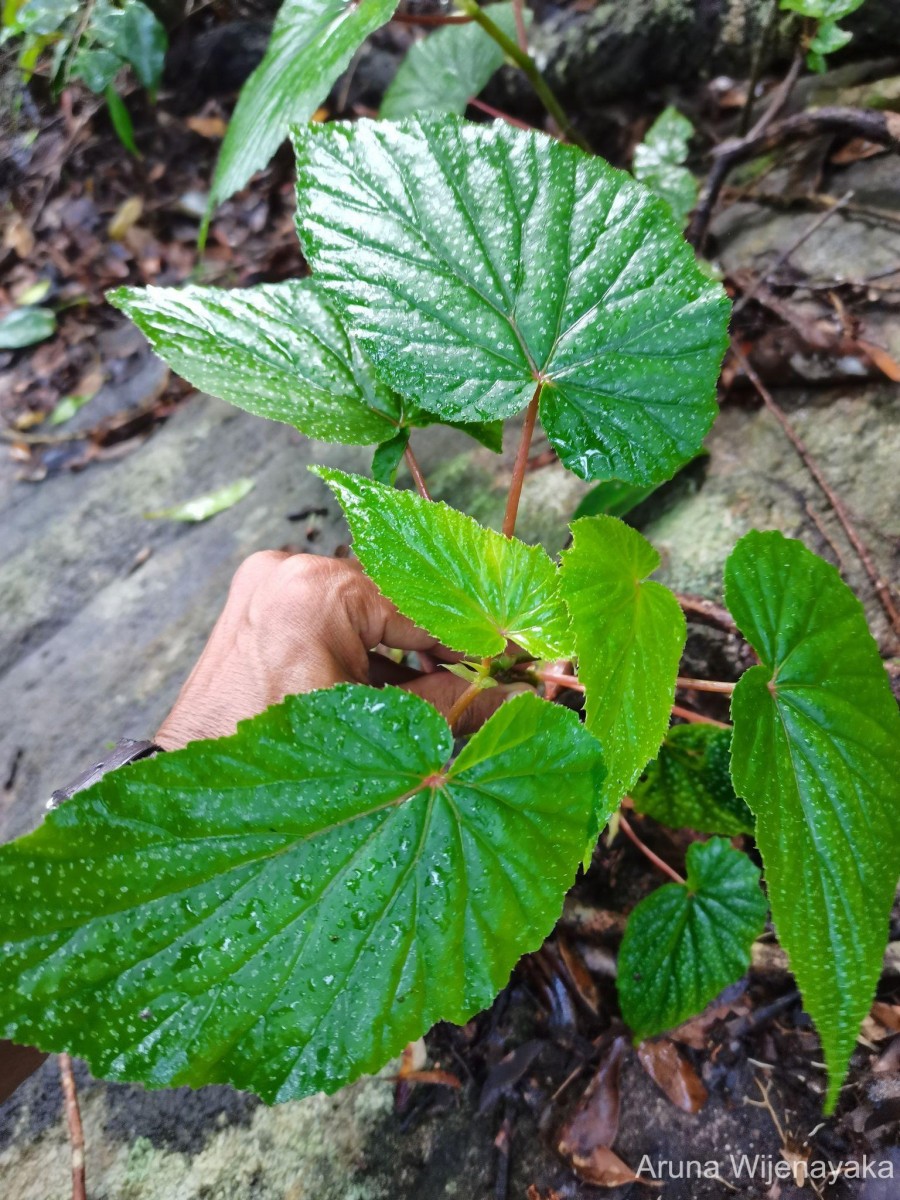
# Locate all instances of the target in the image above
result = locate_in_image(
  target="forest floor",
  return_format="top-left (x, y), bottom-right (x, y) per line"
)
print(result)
top-left (1, 11), bottom-right (899, 1199)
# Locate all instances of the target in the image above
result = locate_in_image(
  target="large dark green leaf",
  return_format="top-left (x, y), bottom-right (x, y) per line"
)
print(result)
top-left (618, 838), bottom-right (767, 1040)
top-left (380, 3), bottom-right (527, 119)
top-left (293, 116), bottom-right (730, 484)
top-left (726, 530), bottom-right (900, 1111)
top-left (316, 467), bottom-right (572, 659)
top-left (117, 0), bottom-right (167, 92)
top-left (560, 515), bottom-right (685, 812)
top-left (632, 725), bottom-right (754, 836)
top-left (210, 0), bottom-right (399, 207)
top-left (0, 687), bottom-right (603, 1102)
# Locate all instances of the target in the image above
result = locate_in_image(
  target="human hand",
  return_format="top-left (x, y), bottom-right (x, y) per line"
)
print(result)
top-left (156, 551), bottom-right (528, 751)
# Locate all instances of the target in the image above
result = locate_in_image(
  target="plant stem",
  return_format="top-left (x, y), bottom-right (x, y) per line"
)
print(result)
top-left (59, 1053), bottom-right (86, 1200)
top-left (468, 96), bottom-right (534, 132)
top-left (404, 443), bottom-right (432, 501)
top-left (731, 341), bottom-right (900, 645)
top-left (671, 704), bottom-right (730, 729)
top-left (511, 0), bottom-right (528, 53)
top-left (447, 678), bottom-right (484, 730)
top-left (502, 385), bottom-right (541, 538)
top-left (392, 9), bottom-right (472, 24)
top-left (460, 0), bottom-right (590, 152)
top-left (676, 676), bottom-right (735, 695)
top-left (536, 671), bottom-right (583, 691)
top-left (619, 815), bottom-right (685, 885)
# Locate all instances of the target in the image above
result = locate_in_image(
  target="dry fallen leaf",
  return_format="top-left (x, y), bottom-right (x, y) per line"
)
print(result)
top-left (871, 1002), bottom-right (900, 1033)
top-left (566, 1146), bottom-right (649, 1188)
top-left (637, 1039), bottom-right (708, 1113)
top-left (3, 212), bottom-right (34, 259)
top-left (108, 197), bottom-right (144, 241)
top-left (185, 115), bottom-right (228, 139)
top-left (557, 1037), bottom-right (627, 1183)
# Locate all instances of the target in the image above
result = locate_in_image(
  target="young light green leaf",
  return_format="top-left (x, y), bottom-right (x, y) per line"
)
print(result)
top-left (560, 515), bottom-right (685, 809)
top-left (726, 530), bottom-right (900, 1112)
top-left (48, 393), bottom-right (92, 426)
top-left (632, 725), bottom-right (754, 836)
top-left (371, 428), bottom-right (410, 485)
top-left (109, 280), bottom-right (407, 445)
top-left (210, 0), bottom-right (399, 208)
top-left (145, 478), bottom-right (254, 522)
top-left (779, 0), bottom-right (863, 18)
top-left (0, 305), bottom-right (56, 349)
top-left (293, 116), bottom-right (730, 485)
top-left (632, 106), bottom-right (698, 228)
top-left (618, 838), bottom-right (766, 1041)
top-left (315, 467), bottom-right (572, 659)
top-left (0, 686), bottom-right (604, 1102)
top-left (380, 3), bottom-right (528, 119)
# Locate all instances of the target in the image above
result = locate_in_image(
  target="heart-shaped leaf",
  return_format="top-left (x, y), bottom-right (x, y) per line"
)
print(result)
top-left (315, 467), bottom-right (572, 659)
top-left (726, 529), bottom-right (900, 1111)
top-left (0, 687), bottom-right (603, 1102)
top-left (210, 0), bottom-right (400, 207)
top-left (293, 115), bottom-right (730, 484)
top-left (560, 515), bottom-right (685, 812)
top-left (618, 838), bottom-right (767, 1040)
top-left (632, 725), bottom-right (754, 836)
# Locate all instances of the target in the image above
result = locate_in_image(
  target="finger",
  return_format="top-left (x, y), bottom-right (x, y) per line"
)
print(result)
top-left (402, 674), bottom-right (534, 735)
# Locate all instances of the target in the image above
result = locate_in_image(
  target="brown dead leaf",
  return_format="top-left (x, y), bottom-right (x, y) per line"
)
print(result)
top-left (871, 1002), bottom-right (900, 1033)
top-left (108, 197), bottom-right (144, 242)
top-left (637, 1039), bottom-right (708, 1113)
top-left (185, 115), bottom-right (228, 139)
top-left (557, 937), bottom-right (601, 1014)
top-left (829, 137), bottom-right (885, 165)
top-left (566, 1146), bottom-right (650, 1188)
top-left (855, 337), bottom-right (900, 382)
top-left (397, 1037), bottom-right (426, 1077)
top-left (557, 1037), bottom-right (626, 1180)
top-left (3, 212), bottom-right (35, 259)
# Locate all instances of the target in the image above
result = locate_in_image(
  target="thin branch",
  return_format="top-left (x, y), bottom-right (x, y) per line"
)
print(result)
top-left (672, 704), bottom-right (730, 728)
top-left (461, 0), bottom-right (590, 152)
top-left (619, 815), bottom-right (685, 885)
top-left (676, 676), bottom-right (736, 695)
top-left (738, 0), bottom-right (780, 137)
top-left (502, 385), bottom-right (541, 538)
top-left (746, 43), bottom-right (804, 140)
top-left (59, 1054), bottom-right (86, 1200)
top-left (404, 443), bottom-right (432, 501)
top-left (731, 341), bottom-right (900, 643)
top-left (687, 106), bottom-right (900, 249)
top-left (392, 9), bottom-right (472, 24)
top-left (674, 592), bottom-right (740, 636)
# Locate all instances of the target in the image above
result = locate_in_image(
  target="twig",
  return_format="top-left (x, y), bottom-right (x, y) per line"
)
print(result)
top-left (746, 43), bottom-right (805, 140)
top-left (59, 1053), bottom-right (86, 1200)
top-left (502, 386), bottom-right (541, 538)
top-left (731, 341), bottom-right (900, 643)
top-left (671, 704), bottom-right (731, 728)
top-left (676, 676), bottom-right (736, 694)
top-left (674, 592), bottom-right (739, 636)
top-left (392, 9), bottom-right (472, 24)
top-left (404, 444), bottom-right (432, 501)
top-left (460, 0), bottom-right (590, 152)
top-left (739, 0), bottom-right (780, 137)
top-left (619, 815), bottom-right (685, 885)
top-left (687, 106), bottom-right (900, 248)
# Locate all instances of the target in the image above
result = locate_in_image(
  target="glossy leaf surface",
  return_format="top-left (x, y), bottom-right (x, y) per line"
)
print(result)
top-left (726, 530), bottom-right (900, 1110)
top-left (210, 0), bottom-right (399, 206)
top-left (0, 687), bottom-right (604, 1102)
top-left (293, 116), bottom-right (730, 484)
top-left (316, 467), bottom-right (572, 658)
top-left (632, 725), bottom-right (754, 836)
top-left (380, 3), bottom-right (527, 119)
top-left (632, 106), bottom-right (698, 227)
top-left (560, 515), bottom-right (685, 810)
top-left (618, 838), bottom-right (766, 1040)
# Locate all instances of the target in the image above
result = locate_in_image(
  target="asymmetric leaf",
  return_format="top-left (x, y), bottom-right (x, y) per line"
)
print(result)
top-left (293, 116), bottom-right (731, 484)
top-left (210, 0), bottom-right (399, 207)
top-left (618, 838), bottom-right (767, 1040)
top-left (560, 515), bottom-right (685, 809)
top-left (632, 725), bottom-right (754, 836)
top-left (726, 530), bottom-right (900, 1111)
top-left (0, 687), bottom-right (604, 1102)
top-left (380, 4), bottom-right (528, 119)
top-left (316, 467), bottom-right (572, 659)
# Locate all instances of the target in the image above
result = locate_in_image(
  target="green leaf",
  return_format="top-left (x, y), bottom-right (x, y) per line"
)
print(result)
top-left (145, 478), bottom-right (255, 521)
top-left (618, 838), bottom-right (767, 1041)
top-left (725, 530), bottom-right (900, 1112)
top-left (210, 0), bottom-right (399, 208)
top-left (808, 18), bottom-right (853, 55)
top-left (73, 45), bottom-right (122, 92)
top-left (572, 450), bottom-right (704, 521)
top-left (109, 280), bottom-right (408, 445)
top-left (104, 84), bottom-right (138, 155)
top-left (0, 686), bottom-right (603, 1102)
top-left (560, 515), bottom-right (685, 809)
top-left (48, 393), bottom-right (92, 426)
top-left (779, 0), bottom-right (863, 18)
top-left (9, 0), bottom-right (77, 35)
top-left (632, 725), bottom-right (754, 836)
top-left (380, 2), bottom-right (528, 119)
top-left (315, 467), bottom-right (573, 659)
top-left (0, 305), bottom-right (56, 349)
top-left (293, 116), bottom-right (730, 485)
top-left (632, 106), bottom-right (699, 228)
top-left (371, 428), bottom-right (409, 485)
top-left (117, 0), bottom-right (167, 92)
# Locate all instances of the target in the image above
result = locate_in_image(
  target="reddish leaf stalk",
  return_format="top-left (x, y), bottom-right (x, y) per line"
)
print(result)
top-left (671, 704), bottom-right (730, 729)
top-left (59, 1053), bottom-right (87, 1200)
top-left (502, 385), bottom-right (541, 538)
top-left (404, 443), bottom-right (432, 501)
top-left (619, 815), bottom-right (685, 885)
